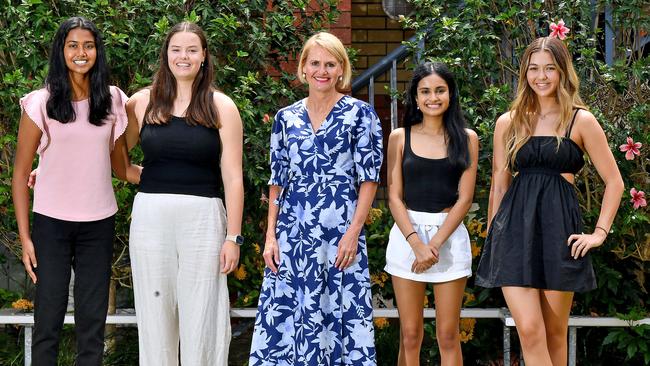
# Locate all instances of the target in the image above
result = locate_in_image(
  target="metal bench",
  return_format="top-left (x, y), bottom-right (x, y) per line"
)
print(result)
top-left (0, 307), bottom-right (506, 365)
top-left (502, 311), bottom-right (650, 366)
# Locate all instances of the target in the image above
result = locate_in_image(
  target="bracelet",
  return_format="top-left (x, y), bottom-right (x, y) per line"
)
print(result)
top-left (595, 226), bottom-right (609, 236)
top-left (405, 231), bottom-right (417, 241)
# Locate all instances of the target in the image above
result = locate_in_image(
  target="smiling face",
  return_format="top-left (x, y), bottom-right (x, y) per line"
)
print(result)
top-left (63, 28), bottom-right (96, 77)
top-left (302, 45), bottom-right (343, 94)
top-left (167, 31), bottom-right (205, 81)
top-left (415, 73), bottom-right (450, 118)
top-left (526, 50), bottom-right (560, 98)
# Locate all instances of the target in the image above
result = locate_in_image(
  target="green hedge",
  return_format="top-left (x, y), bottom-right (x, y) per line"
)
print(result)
top-left (0, 0), bottom-right (648, 365)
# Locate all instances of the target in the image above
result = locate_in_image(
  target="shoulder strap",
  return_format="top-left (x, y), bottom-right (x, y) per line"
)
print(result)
top-left (404, 126), bottom-right (412, 155)
top-left (565, 108), bottom-right (582, 138)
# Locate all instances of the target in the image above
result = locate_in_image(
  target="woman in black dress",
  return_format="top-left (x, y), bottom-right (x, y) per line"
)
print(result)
top-left (476, 36), bottom-right (624, 365)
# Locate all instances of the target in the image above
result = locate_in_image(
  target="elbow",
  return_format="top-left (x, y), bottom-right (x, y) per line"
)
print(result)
top-left (611, 176), bottom-right (625, 199)
top-left (387, 194), bottom-right (403, 212)
top-left (456, 196), bottom-right (474, 214)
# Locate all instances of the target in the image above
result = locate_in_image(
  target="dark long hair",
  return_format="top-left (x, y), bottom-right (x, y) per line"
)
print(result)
top-left (45, 17), bottom-right (111, 126)
top-left (145, 22), bottom-right (219, 129)
top-left (403, 62), bottom-right (469, 170)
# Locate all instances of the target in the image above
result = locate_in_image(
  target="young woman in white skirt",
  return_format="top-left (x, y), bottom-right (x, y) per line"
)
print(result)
top-left (385, 62), bottom-right (478, 365)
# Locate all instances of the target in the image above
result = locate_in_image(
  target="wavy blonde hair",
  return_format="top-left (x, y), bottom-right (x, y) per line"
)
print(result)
top-left (505, 37), bottom-right (587, 169)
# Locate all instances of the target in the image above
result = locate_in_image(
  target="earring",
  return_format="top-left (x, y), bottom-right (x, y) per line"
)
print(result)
top-left (201, 61), bottom-right (204, 68)
top-left (338, 76), bottom-right (342, 81)
top-left (302, 72), bottom-right (306, 79)
top-left (416, 105), bottom-right (420, 110)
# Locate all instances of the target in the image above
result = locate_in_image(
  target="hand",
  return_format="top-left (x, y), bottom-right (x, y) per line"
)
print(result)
top-left (410, 241), bottom-right (438, 274)
top-left (567, 231), bottom-right (606, 259)
top-left (263, 232), bottom-right (281, 273)
top-left (27, 168), bottom-right (38, 189)
top-left (21, 238), bottom-right (37, 283)
top-left (335, 228), bottom-right (360, 271)
top-left (220, 241), bottom-right (240, 274)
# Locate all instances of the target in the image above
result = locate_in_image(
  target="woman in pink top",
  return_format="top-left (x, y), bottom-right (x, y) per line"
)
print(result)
top-left (11, 17), bottom-right (137, 365)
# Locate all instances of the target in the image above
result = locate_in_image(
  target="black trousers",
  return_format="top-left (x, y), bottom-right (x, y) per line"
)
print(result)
top-left (31, 213), bottom-right (115, 366)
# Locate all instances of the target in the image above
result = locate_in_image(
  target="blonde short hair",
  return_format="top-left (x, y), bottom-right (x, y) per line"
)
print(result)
top-left (297, 32), bottom-right (352, 92)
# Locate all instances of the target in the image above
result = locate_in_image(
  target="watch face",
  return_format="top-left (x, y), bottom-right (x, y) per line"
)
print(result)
top-left (235, 235), bottom-right (244, 245)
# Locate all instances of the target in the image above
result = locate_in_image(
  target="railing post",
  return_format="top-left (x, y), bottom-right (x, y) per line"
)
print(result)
top-left (605, 4), bottom-right (614, 66)
top-left (503, 325), bottom-right (510, 365)
top-left (568, 327), bottom-right (578, 366)
top-left (25, 325), bottom-right (32, 366)
top-left (368, 76), bottom-right (375, 107)
top-left (390, 59), bottom-right (398, 131)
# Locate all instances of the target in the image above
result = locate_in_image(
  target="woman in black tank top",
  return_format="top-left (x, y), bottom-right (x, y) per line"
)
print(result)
top-left (385, 62), bottom-right (479, 365)
top-left (476, 36), bottom-right (623, 365)
top-left (124, 22), bottom-right (244, 365)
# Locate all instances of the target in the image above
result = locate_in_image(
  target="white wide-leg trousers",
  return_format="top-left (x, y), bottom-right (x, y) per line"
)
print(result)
top-left (129, 192), bottom-right (231, 366)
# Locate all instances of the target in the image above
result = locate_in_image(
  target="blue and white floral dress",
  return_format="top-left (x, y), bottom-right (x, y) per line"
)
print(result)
top-left (249, 95), bottom-right (383, 366)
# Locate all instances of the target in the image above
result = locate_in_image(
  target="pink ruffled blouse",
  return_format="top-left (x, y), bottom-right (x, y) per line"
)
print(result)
top-left (20, 86), bottom-right (128, 221)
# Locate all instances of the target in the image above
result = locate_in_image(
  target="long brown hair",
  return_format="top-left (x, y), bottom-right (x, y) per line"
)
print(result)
top-left (505, 37), bottom-right (587, 169)
top-left (145, 22), bottom-right (220, 128)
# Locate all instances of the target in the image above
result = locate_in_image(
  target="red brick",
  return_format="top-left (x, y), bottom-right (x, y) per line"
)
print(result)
top-left (338, 0), bottom-right (351, 11)
top-left (333, 11), bottom-right (351, 28)
top-left (328, 27), bottom-right (352, 45)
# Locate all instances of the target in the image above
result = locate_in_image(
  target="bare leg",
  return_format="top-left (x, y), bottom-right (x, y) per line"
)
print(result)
top-left (540, 290), bottom-right (573, 366)
top-left (393, 275), bottom-right (427, 366)
top-left (502, 286), bottom-right (553, 366)
top-left (433, 277), bottom-right (467, 366)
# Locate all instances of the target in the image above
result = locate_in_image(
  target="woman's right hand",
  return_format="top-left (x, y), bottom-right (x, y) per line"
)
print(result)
top-left (263, 232), bottom-right (281, 273)
top-left (410, 240), bottom-right (438, 274)
top-left (21, 238), bottom-right (37, 283)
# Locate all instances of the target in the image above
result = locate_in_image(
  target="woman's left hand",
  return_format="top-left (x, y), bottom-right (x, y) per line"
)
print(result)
top-left (567, 231), bottom-right (607, 259)
top-left (335, 228), bottom-right (360, 271)
top-left (221, 241), bottom-right (240, 274)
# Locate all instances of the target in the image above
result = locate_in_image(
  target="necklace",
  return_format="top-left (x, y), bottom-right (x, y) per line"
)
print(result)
top-left (537, 110), bottom-right (559, 120)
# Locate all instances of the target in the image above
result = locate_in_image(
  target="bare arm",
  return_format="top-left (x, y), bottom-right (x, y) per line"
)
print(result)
top-left (11, 112), bottom-right (41, 283)
top-left (429, 129), bottom-right (479, 248)
top-left (110, 135), bottom-right (141, 184)
top-left (215, 92), bottom-right (244, 274)
top-left (568, 110), bottom-right (624, 258)
top-left (487, 113), bottom-right (513, 229)
top-left (263, 185), bottom-right (282, 273)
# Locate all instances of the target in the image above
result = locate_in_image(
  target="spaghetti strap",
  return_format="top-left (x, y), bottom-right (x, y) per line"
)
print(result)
top-left (565, 108), bottom-right (582, 138)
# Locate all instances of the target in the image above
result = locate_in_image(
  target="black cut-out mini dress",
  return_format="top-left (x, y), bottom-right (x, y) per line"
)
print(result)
top-left (476, 111), bottom-right (597, 292)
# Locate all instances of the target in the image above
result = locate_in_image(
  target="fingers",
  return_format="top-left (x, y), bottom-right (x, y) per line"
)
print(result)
top-left (568, 234), bottom-right (594, 259)
top-left (220, 245), bottom-right (239, 274)
top-left (335, 247), bottom-right (357, 271)
top-left (263, 243), bottom-right (279, 273)
top-left (27, 170), bottom-right (37, 189)
top-left (22, 254), bottom-right (37, 284)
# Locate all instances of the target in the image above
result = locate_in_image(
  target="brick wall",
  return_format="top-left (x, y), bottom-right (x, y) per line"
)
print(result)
top-left (350, 0), bottom-right (414, 96)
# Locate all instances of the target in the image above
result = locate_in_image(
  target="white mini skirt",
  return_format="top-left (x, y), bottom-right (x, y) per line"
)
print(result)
top-left (384, 209), bottom-right (472, 283)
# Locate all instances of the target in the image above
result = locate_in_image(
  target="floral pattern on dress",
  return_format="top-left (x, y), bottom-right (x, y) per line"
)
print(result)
top-left (249, 95), bottom-right (383, 366)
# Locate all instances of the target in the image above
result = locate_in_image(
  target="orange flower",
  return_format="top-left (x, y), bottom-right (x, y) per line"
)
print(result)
top-left (12, 299), bottom-right (33, 311)
top-left (234, 265), bottom-right (247, 281)
top-left (423, 296), bottom-right (429, 307)
top-left (253, 243), bottom-right (261, 254)
top-left (370, 272), bottom-right (389, 288)
top-left (459, 318), bottom-right (476, 343)
top-left (365, 208), bottom-right (383, 225)
top-left (463, 291), bottom-right (476, 306)
top-left (374, 317), bottom-right (389, 329)
top-left (471, 241), bottom-right (481, 258)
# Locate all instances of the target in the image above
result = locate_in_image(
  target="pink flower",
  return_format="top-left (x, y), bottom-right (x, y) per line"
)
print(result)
top-left (550, 20), bottom-right (570, 40)
top-left (263, 114), bottom-right (271, 124)
top-left (630, 188), bottom-right (647, 210)
top-left (619, 137), bottom-right (642, 160)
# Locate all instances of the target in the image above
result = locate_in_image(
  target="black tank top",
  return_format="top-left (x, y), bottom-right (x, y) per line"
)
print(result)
top-left (402, 126), bottom-right (464, 213)
top-left (139, 116), bottom-right (222, 197)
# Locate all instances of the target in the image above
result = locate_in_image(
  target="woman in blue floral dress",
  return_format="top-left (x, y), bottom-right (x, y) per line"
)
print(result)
top-left (249, 32), bottom-right (383, 366)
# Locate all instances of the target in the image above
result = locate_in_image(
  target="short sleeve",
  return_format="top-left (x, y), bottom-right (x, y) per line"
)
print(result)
top-left (353, 103), bottom-right (384, 184)
top-left (19, 89), bottom-right (50, 154)
top-left (268, 111), bottom-right (289, 186)
top-left (109, 86), bottom-right (128, 150)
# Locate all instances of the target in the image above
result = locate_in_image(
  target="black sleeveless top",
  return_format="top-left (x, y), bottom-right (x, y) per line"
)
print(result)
top-left (139, 116), bottom-right (222, 198)
top-left (402, 126), bottom-right (464, 213)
